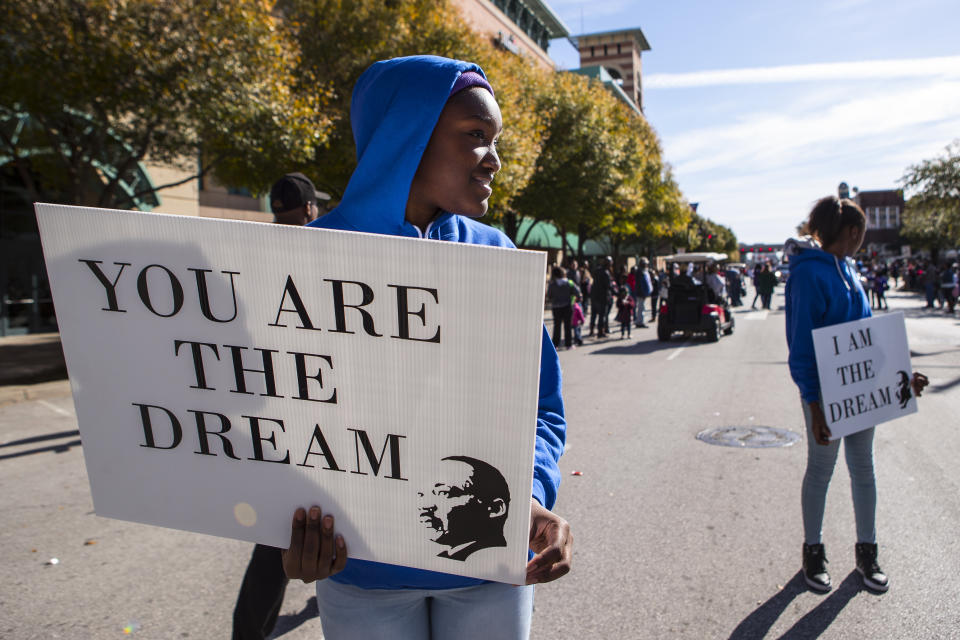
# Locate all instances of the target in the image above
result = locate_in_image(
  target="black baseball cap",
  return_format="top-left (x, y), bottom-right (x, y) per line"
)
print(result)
top-left (270, 173), bottom-right (321, 214)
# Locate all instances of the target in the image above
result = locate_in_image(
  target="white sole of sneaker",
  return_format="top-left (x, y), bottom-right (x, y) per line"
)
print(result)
top-left (857, 567), bottom-right (889, 592)
top-left (803, 573), bottom-right (832, 593)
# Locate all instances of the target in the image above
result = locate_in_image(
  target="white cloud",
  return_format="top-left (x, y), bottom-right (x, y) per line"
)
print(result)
top-left (653, 71), bottom-right (960, 243)
top-left (646, 56), bottom-right (960, 89)
top-left (666, 79), bottom-right (960, 176)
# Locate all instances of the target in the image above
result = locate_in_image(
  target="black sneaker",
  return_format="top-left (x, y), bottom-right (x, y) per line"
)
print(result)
top-left (855, 543), bottom-right (889, 592)
top-left (802, 543), bottom-right (832, 593)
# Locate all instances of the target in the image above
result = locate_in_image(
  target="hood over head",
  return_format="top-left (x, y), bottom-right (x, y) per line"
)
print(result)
top-left (319, 55), bottom-right (491, 235)
top-left (783, 234), bottom-right (850, 272)
top-left (783, 235), bottom-right (820, 257)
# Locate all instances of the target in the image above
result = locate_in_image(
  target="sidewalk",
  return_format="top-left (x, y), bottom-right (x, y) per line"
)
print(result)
top-left (0, 332), bottom-right (70, 406)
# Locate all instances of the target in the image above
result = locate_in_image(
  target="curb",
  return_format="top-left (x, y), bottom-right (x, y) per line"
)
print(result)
top-left (0, 380), bottom-right (72, 408)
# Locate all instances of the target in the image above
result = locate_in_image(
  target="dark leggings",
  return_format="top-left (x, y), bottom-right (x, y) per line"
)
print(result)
top-left (232, 545), bottom-right (289, 640)
top-left (552, 304), bottom-right (573, 348)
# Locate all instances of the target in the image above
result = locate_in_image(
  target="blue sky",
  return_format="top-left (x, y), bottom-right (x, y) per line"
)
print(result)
top-left (544, 0), bottom-right (960, 243)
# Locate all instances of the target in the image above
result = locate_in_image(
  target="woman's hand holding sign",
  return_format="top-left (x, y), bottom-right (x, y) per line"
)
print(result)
top-left (526, 498), bottom-right (573, 585)
top-left (808, 401), bottom-right (833, 446)
top-left (282, 506), bottom-right (347, 583)
top-left (911, 372), bottom-right (929, 397)
top-left (809, 371), bottom-right (930, 446)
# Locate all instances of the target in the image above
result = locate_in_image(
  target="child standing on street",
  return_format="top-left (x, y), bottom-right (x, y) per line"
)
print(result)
top-left (615, 286), bottom-right (635, 339)
top-left (283, 55), bottom-right (573, 639)
top-left (873, 268), bottom-right (889, 310)
top-left (785, 196), bottom-right (928, 595)
top-left (571, 299), bottom-right (585, 346)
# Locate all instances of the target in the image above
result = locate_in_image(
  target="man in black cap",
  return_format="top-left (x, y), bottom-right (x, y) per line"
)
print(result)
top-left (231, 172), bottom-right (322, 640)
top-left (269, 172), bottom-right (321, 226)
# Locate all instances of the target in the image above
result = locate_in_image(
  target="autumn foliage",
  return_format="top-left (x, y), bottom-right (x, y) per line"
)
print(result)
top-left (2, 0), bottom-right (700, 253)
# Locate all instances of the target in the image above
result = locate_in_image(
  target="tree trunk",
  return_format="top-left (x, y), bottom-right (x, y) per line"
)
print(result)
top-left (503, 211), bottom-right (518, 243)
top-left (519, 219), bottom-right (538, 247)
top-left (558, 224), bottom-right (574, 259)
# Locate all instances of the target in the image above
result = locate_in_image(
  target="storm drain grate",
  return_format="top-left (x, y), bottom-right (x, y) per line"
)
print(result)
top-left (696, 426), bottom-right (801, 448)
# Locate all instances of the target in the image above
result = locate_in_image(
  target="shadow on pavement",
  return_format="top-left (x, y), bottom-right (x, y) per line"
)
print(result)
top-left (271, 596), bottom-right (319, 638)
top-left (910, 348), bottom-right (960, 358)
top-left (1, 429), bottom-right (80, 449)
top-left (0, 438), bottom-right (82, 461)
top-left (891, 303), bottom-right (959, 322)
top-left (931, 376), bottom-right (960, 393)
top-left (728, 570), bottom-right (864, 640)
top-left (589, 338), bottom-right (688, 356)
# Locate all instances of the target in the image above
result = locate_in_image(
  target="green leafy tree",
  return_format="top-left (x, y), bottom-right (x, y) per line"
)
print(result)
top-left (671, 210), bottom-right (737, 258)
top-left (899, 139), bottom-right (960, 257)
top-left (476, 48), bottom-right (548, 235)
top-left (0, 0), bottom-right (323, 208)
top-left (607, 140), bottom-right (692, 260)
top-left (511, 70), bottom-right (693, 260)
top-left (513, 72), bottom-right (628, 254)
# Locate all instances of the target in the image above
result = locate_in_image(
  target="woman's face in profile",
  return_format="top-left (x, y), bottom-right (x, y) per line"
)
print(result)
top-left (842, 224), bottom-right (866, 257)
top-left (408, 87), bottom-right (503, 222)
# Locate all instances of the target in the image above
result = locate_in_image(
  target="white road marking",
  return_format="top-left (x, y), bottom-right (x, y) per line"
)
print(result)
top-left (38, 400), bottom-right (73, 417)
top-left (666, 342), bottom-right (691, 360)
top-left (743, 311), bottom-right (769, 320)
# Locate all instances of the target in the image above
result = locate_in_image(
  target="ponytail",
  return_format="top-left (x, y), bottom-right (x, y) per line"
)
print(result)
top-left (807, 196), bottom-right (866, 248)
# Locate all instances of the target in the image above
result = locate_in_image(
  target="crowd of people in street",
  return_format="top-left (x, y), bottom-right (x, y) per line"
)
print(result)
top-left (545, 250), bottom-right (960, 351)
top-left (896, 259), bottom-right (960, 313)
top-left (545, 256), bottom-right (666, 349)
top-left (820, 257), bottom-right (959, 314)
top-left (544, 255), bottom-right (786, 350)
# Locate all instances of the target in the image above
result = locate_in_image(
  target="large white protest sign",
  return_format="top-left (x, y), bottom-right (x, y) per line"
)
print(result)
top-left (812, 313), bottom-right (916, 439)
top-left (35, 203), bottom-right (547, 584)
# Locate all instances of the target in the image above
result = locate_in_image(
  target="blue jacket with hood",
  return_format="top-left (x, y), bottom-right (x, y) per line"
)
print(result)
top-left (784, 236), bottom-right (872, 404)
top-left (306, 55), bottom-right (566, 589)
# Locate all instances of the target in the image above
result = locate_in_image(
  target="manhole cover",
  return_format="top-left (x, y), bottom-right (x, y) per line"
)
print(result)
top-left (696, 426), bottom-right (801, 448)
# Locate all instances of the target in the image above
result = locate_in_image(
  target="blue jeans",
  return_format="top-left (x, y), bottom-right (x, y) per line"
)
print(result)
top-left (314, 579), bottom-right (534, 640)
top-left (800, 401), bottom-right (877, 545)
top-left (634, 296), bottom-right (647, 325)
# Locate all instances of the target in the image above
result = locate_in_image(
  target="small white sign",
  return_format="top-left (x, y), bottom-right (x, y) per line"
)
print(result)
top-left (812, 313), bottom-right (916, 439)
top-left (35, 203), bottom-right (547, 584)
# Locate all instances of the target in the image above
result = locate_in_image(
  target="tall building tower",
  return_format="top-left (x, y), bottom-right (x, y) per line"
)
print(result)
top-left (575, 28), bottom-right (651, 111)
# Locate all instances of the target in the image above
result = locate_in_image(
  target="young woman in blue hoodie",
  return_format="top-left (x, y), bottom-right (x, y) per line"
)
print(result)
top-left (276, 56), bottom-right (571, 639)
top-left (785, 196), bottom-right (927, 595)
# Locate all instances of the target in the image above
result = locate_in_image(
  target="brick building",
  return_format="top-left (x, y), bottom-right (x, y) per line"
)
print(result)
top-left (854, 189), bottom-right (905, 256)
top-left (574, 28), bottom-right (651, 111)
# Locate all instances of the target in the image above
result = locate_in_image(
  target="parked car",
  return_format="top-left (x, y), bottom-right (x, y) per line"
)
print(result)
top-left (776, 264), bottom-right (790, 283)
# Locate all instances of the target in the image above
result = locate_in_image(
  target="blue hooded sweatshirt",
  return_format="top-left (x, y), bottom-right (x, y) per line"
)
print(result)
top-left (784, 236), bottom-right (872, 404)
top-left (306, 55), bottom-right (566, 589)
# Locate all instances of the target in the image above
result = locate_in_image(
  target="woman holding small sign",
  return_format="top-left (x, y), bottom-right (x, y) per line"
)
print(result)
top-left (785, 196), bottom-right (928, 595)
top-left (277, 56), bottom-right (572, 639)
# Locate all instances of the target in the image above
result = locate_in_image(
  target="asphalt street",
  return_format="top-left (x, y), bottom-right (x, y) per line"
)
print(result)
top-left (1, 287), bottom-right (958, 639)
